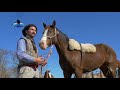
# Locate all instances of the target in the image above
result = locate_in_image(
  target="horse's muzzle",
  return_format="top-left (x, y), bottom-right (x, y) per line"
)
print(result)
top-left (39, 41), bottom-right (47, 50)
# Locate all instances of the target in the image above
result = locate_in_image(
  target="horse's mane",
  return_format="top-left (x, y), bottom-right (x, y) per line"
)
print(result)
top-left (57, 28), bottom-right (69, 44)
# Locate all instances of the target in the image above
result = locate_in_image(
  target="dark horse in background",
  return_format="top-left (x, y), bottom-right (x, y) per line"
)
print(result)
top-left (39, 20), bottom-right (120, 78)
top-left (44, 70), bottom-right (54, 78)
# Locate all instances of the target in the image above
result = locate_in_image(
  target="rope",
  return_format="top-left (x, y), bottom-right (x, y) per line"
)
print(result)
top-left (40, 45), bottom-right (53, 78)
top-left (39, 27), bottom-right (57, 78)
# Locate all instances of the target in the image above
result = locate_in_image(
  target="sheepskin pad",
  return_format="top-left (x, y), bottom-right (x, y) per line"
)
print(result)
top-left (68, 39), bottom-right (96, 53)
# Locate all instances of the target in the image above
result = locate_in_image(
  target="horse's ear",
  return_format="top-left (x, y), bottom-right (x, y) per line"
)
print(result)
top-left (52, 20), bottom-right (56, 27)
top-left (43, 23), bottom-right (46, 28)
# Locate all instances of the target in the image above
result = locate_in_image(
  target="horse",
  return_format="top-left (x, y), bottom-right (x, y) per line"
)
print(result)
top-left (44, 70), bottom-right (54, 78)
top-left (39, 20), bottom-right (118, 78)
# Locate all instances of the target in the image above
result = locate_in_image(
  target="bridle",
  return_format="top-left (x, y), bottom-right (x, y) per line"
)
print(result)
top-left (43, 27), bottom-right (59, 47)
top-left (40, 27), bottom-right (59, 77)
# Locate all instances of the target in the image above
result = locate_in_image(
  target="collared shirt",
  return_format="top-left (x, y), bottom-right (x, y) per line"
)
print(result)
top-left (16, 38), bottom-right (35, 63)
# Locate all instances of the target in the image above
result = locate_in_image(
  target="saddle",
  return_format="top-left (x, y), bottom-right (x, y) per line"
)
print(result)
top-left (68, 39), bottom-right (96, 53)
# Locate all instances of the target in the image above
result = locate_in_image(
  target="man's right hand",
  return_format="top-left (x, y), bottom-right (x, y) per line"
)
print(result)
top-left (34, 57), bottom-right (44, 65)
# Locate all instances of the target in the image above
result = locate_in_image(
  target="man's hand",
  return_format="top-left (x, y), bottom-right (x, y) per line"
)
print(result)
top-left (34, 57), bottom-right (44, 65)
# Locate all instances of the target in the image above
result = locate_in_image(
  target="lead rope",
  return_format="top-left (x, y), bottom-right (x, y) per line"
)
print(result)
top-left (40, 45), bottom-right (53, 78)
top-left (40, 28), bottom-right (57, 78)
top-left (40, 34), bottom-right (54, 78)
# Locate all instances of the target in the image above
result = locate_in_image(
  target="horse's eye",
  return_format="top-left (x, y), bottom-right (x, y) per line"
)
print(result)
top-left (49, 29), bottom-right (52, 31)
top-left (50, 28), bottom-right (53, 30)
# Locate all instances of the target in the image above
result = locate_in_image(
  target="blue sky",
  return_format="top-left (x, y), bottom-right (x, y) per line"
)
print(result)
top-left (0, 12), bottom-right (120, 78)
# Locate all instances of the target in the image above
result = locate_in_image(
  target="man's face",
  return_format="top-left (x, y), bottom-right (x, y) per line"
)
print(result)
top-left (26, 26), bottom-right (37, 38)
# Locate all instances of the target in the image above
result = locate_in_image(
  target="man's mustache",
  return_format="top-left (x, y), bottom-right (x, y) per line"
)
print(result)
top-left (32, 32), bottom-right (36, 35)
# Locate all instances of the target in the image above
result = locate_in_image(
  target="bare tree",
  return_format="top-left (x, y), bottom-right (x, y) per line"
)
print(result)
top-left (0, 48), bottom-right (19, 78)
top-left (8, 51), bottom-right (19, 78)
top-left (0, 49), bottom-right (9, 78)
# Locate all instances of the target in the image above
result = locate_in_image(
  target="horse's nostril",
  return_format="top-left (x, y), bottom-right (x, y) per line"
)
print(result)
top-left (41, 41), bottom-right (44, 45)
top-left (40, 41), bottom-right (45, 46)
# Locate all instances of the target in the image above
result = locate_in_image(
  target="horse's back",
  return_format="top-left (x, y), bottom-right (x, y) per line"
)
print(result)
top-left (94, 43), bottom-right (116, 58)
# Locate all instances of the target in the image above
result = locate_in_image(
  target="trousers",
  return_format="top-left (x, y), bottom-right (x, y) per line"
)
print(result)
top-left (18, 66), bottom-right (40, 78)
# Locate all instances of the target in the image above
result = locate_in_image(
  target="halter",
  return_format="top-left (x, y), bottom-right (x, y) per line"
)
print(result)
top-left (43, 27), bottom-right (58, 46)
top-left (43, 28), bottom-right (57, 38)
top-left (42, 27), bottom-right (58, 61)
top-left (40, 28), bottom-right (58, 77)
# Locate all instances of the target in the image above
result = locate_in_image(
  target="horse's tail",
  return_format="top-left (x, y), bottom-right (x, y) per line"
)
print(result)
top-left (116, 60), bottom-right (120, 78)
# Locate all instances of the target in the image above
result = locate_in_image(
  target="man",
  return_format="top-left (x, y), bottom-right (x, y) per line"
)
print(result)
top-left (16, 24), bottom-right (46, 78)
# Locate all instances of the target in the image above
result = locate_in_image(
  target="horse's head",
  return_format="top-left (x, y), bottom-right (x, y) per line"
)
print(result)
top-left (39, 20), bottom-right (59, 50)
top-left (44, 70), bottom-right (54, 78)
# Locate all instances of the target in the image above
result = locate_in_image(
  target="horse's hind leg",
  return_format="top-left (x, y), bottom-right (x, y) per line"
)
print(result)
top-left (100, 65), bottom-right (108, 78)
top-left (108, 64), bottom-right (116, 78)
top-left (100, 64), bottom-right (116, 78)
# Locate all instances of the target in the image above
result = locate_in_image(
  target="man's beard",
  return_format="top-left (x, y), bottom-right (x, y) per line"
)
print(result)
top-left (29, 33), bottom-right (36, 38)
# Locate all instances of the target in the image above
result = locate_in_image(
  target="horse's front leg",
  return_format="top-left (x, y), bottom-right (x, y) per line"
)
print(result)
top-left (74, 68), bottom-right (83, 78)
top-left (63, 71), bottom-right (72, 78)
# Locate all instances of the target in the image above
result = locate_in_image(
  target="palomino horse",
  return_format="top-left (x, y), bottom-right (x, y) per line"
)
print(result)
top-left (39, 20), bottom-right (118, 78)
